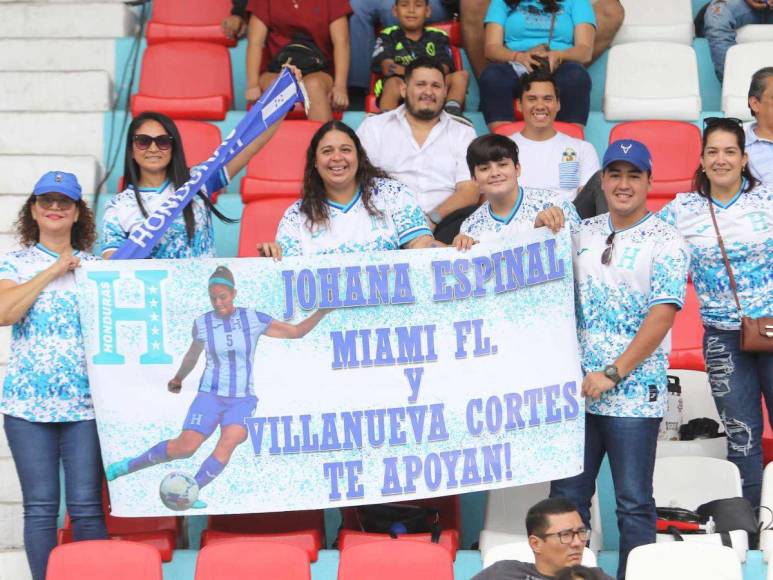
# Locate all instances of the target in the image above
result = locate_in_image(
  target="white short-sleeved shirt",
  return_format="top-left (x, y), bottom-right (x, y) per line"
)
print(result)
top-left (99, 168), bottom-right (229, 259)
top-left (571, 212), bottom-right (689, 418)
top-left (461, 186), bottom-right (575, 242)
top-left (0, 245), bottom-right (100, 422)
top-left (356, 106), bottom-right (476, 213)
top-left (658, 184), bottom-right (773, 330)
top-left (511, 131), bottom-right (600, 202)
top-left (276, 178), bottom-right (432, 256)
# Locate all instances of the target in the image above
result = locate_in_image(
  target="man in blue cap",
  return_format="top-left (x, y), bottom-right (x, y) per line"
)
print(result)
top-left (536, 140), bottom-right (690, 579)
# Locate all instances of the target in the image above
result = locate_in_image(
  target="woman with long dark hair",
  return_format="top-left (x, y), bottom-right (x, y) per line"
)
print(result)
top-left (100, 104), bottom-right (291, 259)
top-left (658, 118), bottom-right (773, 508)
top-left (478, 0), bottom-right (595, 130)
top-left (0, 172), bottom-right (107, 580)
top-left (260, 120), bottom-right (437, 257)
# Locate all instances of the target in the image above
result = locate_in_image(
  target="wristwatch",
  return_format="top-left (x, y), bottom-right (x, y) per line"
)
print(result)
top-left (603, 364), bottom-right (623, 385)
top-left (428, 210), bottom-right (442, 225)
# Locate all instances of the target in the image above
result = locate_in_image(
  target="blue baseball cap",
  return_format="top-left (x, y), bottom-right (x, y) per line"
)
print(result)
top-left (33, 171), bottom-right (82, 201)
top-left (602, 140), bottom-right (652, 173)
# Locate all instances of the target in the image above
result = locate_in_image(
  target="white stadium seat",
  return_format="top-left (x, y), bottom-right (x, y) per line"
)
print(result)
top-left (654, 457), bottom-right (747, 561)
top-left (736, 25), bottom-right (773, 44)
top-left (627, 542), bottom-right (742, 580)
top-left (657, 369), bottom-right (726, 459)
top-left (604, 42), bottom-right (701, 121)
top-left (722, 42), bottom-right (773, 120)
top-left (481, 541), bottom-right (597, 570)
top-left (758, 463), bottom-right (773, 562)
top-left (478, 482), bottom-right (603, 563)
top-left (613, 0), bottom-right (694, 46)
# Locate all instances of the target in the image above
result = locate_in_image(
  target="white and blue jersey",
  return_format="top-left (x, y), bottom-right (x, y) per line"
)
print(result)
top-left (460, 186), bottom-right (576, 242)
top-left (0, 244), bottom-right (100, 422)
top-left (658, 184), bottom-right (773, 330)
top-left (100, 167), bottom-right (229, 259)
top-left (276, 177), bottom-right (432, 256)
top-left (572, 213), bottom-right (689, 418)
top-left (192, 307), bottom-right (272, 398)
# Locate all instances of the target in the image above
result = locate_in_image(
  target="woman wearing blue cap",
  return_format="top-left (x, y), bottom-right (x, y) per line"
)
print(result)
top-left (0, 172), bottom-right (107, 580)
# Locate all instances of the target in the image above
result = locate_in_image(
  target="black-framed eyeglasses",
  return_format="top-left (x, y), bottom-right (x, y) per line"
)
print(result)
top-left (703, 117), bottom-right (743, 130)
top-left (35, 194), bottom-right (75, 210)
top-left (540, 527), bottom-right (589, 544)
top-left (601, 231), bottom-right (616, 266)
top-left (133, 134), bottom-right (174, 151)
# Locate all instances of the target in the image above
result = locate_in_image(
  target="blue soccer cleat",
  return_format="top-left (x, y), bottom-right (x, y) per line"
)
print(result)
top-left (106, 459), bottom-right (130, 481)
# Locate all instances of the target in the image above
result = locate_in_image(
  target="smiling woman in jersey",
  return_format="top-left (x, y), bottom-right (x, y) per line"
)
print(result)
top-left (259, 120), bottom-right (438, 258)
top-left (105, 265), bottom-right (327, 508)
top-left (0, 172), bottom-right (107, 580)
top-left (657, 118), bottom-right (773, 509)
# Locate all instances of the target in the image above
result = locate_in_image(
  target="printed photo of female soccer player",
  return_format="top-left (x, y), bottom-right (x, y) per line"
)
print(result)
top-left (106, 265), bottom-right (327, 508)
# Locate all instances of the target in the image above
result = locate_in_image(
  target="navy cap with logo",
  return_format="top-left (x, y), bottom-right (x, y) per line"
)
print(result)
top-left (32, 171), bottom-right (82, 201)
top-left (602, 140), bottom-right (653, 173)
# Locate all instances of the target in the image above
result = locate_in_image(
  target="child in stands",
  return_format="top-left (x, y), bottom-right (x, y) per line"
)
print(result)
top-left (371, 0), bottom-right (469, 118)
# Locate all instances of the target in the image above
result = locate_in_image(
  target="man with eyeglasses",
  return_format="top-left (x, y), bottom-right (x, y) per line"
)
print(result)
top-left (534, 140), bottom-right (689, 579)
top-left (472, 498), bottom-right (612, 580)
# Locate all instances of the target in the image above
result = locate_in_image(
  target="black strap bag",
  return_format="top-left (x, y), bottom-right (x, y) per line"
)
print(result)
top-left (354, 503), bottom-right (442, 542)
top-left (268, 33), bottom-right (328, 76)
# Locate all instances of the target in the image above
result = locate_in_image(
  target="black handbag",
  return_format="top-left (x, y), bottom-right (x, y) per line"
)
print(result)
top-left (268, 34), bottom-right (328, 76)
top-left (354, 503), bottom-right (441, 541)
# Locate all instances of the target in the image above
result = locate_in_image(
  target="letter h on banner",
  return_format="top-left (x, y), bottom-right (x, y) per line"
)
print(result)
top-left (88, 270), bottom-right (173, 365)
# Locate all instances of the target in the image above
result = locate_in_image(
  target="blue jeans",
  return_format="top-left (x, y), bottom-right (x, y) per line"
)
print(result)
top-left (3, 416), bottom-right (108, 580)
top-left (347, 0), bottom-right (450, 89)
top-left (704, 0), bottom-right (771, 81)
top-left (704, 326), bottom-right (773, 508)
top-left (478, 61), bottom-right (591, 125)
top-left (550, 413), bottom-right (661, 580)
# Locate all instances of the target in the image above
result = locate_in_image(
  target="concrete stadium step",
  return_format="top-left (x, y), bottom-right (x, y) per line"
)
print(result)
top-left (0, 113), bottom-right (103, 158)
top-left (0, 2), bottom-right (138, 38)
top-left (0, 40), bottom-right (116, 76)
top-left (0, 71), bottom-right (112, 112)
top-left (0, 549), bottom-right (29, 580)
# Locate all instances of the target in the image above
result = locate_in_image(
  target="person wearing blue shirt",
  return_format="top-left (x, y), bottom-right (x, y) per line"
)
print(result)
top-left (106, 265), bottom-right (327, 508)
top-left (535, 141), bottom-right (689, 580)
top-left (478, 0), bottom-right (595, 131)
top-left (0, 172), bottom-right (108, 580)
top-left (658, 118), bottom-right (773, 509)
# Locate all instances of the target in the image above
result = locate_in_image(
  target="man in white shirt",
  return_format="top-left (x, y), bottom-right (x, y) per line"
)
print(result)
top-left (357, 59), bottom-right (479, 243)
top-left (511, 69), bottom-right (600, 203)
top-left (746, 66), bottom-right (773, 185)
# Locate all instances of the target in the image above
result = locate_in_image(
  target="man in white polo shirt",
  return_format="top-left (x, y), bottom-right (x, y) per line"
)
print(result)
top-left (357, 58), bottom-right (479, 243)
top-left (511, 69), bottom-right (600, 203)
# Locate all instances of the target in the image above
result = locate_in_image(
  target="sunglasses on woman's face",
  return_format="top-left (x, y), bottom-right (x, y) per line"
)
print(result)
top-left (133, 134), bottom-right (174, 151)
top-left (35, 194), bottom-right (75, 210)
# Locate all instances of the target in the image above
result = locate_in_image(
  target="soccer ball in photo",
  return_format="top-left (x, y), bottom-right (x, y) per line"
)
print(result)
top-left (159, 472), bottom-right (199, 511)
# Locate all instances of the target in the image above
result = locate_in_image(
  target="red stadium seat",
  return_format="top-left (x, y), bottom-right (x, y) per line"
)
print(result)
top-left (200, 510), bottom-right (325, 561)
top-left (195, 540), bottom-right (311, 580)
top-left (238, 196), bottom-right (299, 257)
top-left (58, 481), bottom-right (180, 562)
top-left (46, 540), bottom-right (162, 580)
top-left (669, 281), bottom-right (704, 372)
top-left (337, 529), bottom-right (459, 559)
top-left (240, 120), bottom-right (321, 203)
top-left (131, 42), bottom-right (233, 120)
top-left (200, 530), bottom-right (322, 561)
top-left (338, 540), bottom-right (454, 580)
top-left (286, 102), bottom-right (344, 121)
top-left (146, 0), bottom-right (235, 46)
top-left (493, 121), bottom-right (585, 140)
top-left (763, 404), bottom-right (773, 465)
top-left (365, 21), bottom-right (464, 114)
top-left (609, 121), bottom-right (701, 200)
